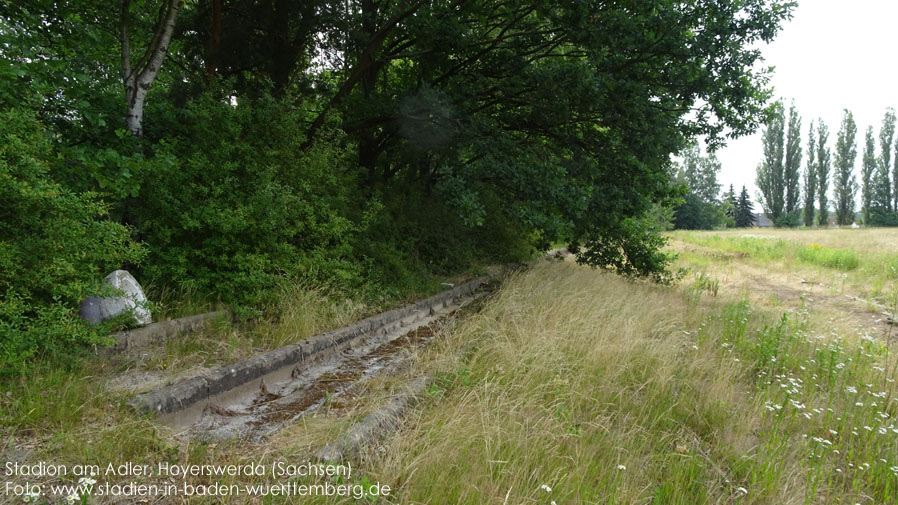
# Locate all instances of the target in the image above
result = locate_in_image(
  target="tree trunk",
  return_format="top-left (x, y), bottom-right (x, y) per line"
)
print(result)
top-left (205, 0), bottom-right (223, 81)
top-left (120, 0), bottom-right (183, 136)
top-left (124, 79), bottom-right (148, 136)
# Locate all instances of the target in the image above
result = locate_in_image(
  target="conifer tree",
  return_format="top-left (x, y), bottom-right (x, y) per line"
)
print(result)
top-left (736, 186), bottom-right (756, 227)
top-left (816, 120), bottom-right (832, 226)
top-left (724, 184), bottom-right (737, 221)
top-left (833, 110), bottom-right (858, 226)
top-left (803, 120), bottom-right (817, 227)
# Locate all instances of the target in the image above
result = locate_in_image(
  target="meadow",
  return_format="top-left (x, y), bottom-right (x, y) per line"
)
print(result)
top-left (4, 229), bottom-right (898, 504)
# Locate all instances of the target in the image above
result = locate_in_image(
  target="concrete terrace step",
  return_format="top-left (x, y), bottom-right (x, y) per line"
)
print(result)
top-left (127, 276), bottom-right (491, 417)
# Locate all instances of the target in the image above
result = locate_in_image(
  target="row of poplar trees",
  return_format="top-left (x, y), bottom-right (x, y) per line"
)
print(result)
top-left (757, 100), bottom-right (898, 227)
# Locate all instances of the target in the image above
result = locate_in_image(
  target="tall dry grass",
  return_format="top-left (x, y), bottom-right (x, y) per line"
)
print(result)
top-left (358, 260), bottom-right (898, 504)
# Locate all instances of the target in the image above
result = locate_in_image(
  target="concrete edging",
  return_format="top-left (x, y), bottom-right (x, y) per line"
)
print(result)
top-left (315, 374), bottom-right (432, 462)
top-left (127, 276), bottom-right (489, 416)
top-left (101, 310), bottom-right (230, 357)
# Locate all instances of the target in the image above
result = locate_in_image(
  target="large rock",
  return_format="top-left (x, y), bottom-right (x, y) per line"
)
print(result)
top-left (79, 270), bottom-right (152, 326)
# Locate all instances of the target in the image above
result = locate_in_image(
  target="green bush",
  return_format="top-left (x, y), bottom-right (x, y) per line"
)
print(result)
top-left (0, 109), bottom-right (144, 375)
top-left (133, 95), bottom-right (358, 308)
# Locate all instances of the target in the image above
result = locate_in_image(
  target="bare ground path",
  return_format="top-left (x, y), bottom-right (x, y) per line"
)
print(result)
top-left (668, 238), bottom-right (898, 340)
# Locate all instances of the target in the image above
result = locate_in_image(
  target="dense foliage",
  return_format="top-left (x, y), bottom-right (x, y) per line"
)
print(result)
top-left (0, 110), bottom-right (144, 375)
top-left (0, 0), bottom-right (795, 368)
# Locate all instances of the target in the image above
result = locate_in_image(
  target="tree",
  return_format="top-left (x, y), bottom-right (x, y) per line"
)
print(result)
top-left (672, 144), bottom-right (728, 230)
top-left (736, 186), bottom-right (757, 228)
top-left (1, 0), bottom-right (798, 287)
top-left (757, 100), bottom-right (786, 223)
top-left (119, 0), bottom-right (183, 135)
top-left (296, 0), bottom-right (796, 280)
top-left (784, 101), bottom-right (802, 217)
top-left (817, 120), bottom-right (832, 226)
top-left (878, 108), bottom-right (896, 212)
top-left (861, 125), bottom-right (876, 224)
top-left (724, 184), bottom-right (737, 224)
top-left (803, 120), bottom-right (817, 227)
top-left (679, 143), bottom-right (722, 204)
top-left (833, 110), bottom-right (858, 226)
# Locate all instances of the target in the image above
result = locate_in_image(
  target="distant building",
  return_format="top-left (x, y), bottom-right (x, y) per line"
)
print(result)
top-left (753, 213), bottom-right (773, 228)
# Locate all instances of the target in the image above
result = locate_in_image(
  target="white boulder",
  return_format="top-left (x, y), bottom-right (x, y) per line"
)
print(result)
top-left (79, 270), bottom-right (152, 326)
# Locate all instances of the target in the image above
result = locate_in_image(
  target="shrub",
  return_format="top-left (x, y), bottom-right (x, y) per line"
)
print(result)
top-left (0, 109), bottom-right (144, 375)
top-left (133, 95), bottom-right (357, 308)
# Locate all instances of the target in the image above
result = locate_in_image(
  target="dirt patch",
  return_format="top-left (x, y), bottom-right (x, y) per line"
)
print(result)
top-left (671, 240), bottom-right (896, 338)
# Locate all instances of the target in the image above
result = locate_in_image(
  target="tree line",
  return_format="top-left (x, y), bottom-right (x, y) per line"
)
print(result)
top-left (671, 144), bottom-right (756, 230)
top-left (756, 99), bottom-right (898, 227)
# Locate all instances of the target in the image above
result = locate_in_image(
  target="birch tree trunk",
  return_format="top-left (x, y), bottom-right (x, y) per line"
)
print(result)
top-left (120, 0), bottom-right (183, 136)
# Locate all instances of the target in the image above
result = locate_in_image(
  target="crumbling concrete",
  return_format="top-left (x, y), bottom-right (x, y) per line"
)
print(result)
top-left (128, 276), bottom-right (489, 417)
top-left (315, 374), bottom-right (432, 462)
top-left (101, 310), bottom-right (230, 358)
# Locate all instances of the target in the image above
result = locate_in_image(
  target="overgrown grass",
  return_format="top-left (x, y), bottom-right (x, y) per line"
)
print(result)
top-left (5, 256), bottom-right (898, 504)
top-left (0, 266), bottom-right (487, 504)
top-left (673, 232), bottom-right (861, 271)
top-left (348, 261), bottom-right (898, 504)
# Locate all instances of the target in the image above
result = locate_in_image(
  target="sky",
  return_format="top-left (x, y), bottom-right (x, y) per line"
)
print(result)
top-left (714, 0), bottom-right (898, 205)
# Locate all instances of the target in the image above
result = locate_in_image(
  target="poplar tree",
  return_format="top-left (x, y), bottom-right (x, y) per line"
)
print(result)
top-left (817, 120), bottom-right (832, 226)
top-left (861, 125), bottom-right (876, 224)
top-left (878, 108), bottom-right (896, 213)
top-left (803, 120), bottom-right (817, 227)
top-left (833, 110), bottom-right (858, 226)
top-left (757, 101), bottom-right (786, 224)
top-left (784, 101), bottom-right (802, 218)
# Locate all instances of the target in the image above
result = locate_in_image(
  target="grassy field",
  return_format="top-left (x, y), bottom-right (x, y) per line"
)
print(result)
top-left (363, 253), bottom-right (898, 505)
top-left (4, 229), bottom-right (898, 504)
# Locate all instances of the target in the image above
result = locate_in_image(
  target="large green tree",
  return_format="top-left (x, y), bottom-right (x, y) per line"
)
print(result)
top-left (1, 0), bottom-right (797, 286)
top-left (757, 100), bottom-right (786, 224)
top-left (784, 101), bottom-right (802, 217)
top-left (833, 110), bottom-right (857, 226)
top-left (880, 108), bottom-right (897, 212)
top-left (816, 120), bottom-right (832, 226)
top-left (861, 125), bottom-right (876, 224)
top-left (300, 0), bottom-right (795, 279)
top-left (803, 120), bottom-right (817, 227)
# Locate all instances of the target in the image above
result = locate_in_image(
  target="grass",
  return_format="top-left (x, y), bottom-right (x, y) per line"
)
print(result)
top-left (336, 261), bottom-right (897, 504)
top-left (4, 233), bottom-right (898, 504)
top-left (0, 271), bottom-right (472, 505)
top-left (669, 229), bottom-right (898, 301)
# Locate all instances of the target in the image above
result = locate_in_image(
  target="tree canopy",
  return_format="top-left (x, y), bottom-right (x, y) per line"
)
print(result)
top-left (0, 0), bottom-right (796, 369)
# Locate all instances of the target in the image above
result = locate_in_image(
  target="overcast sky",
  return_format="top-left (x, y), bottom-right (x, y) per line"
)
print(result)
top-left (714, 0), bottom-right (898, 205)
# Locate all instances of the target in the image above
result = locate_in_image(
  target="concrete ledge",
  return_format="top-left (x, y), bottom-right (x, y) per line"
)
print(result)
top-left (315, 375), bottom-right (431, 462)
top-left (101, 310), bottom-right (230, 357)
top-left (128, 276), bottom-right (489, 417)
